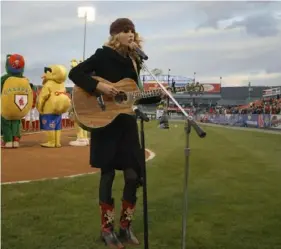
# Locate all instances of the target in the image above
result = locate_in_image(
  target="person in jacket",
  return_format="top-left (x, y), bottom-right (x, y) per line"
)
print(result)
top-left (69, 18), bottom-right (162, 249)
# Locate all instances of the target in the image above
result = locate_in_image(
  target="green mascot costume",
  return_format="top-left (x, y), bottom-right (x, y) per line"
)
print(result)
top-left (1, 54), bottom-right (33, 148)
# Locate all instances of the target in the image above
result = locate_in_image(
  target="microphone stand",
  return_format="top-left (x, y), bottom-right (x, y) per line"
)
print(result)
top-left (133, 107), bottom-right (150, 249)
top-left (141, 62), bottom-right (207, 249)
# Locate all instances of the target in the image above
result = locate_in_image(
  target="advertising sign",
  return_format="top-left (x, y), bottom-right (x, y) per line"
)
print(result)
top-left (262, 87), bottom-right (281, 98)
top-left (200, 114), bottom-right (280, 130)
top-left (143, 81), bottom-right (168, 91)
top-left (202, 83), bottom-right (221, 93)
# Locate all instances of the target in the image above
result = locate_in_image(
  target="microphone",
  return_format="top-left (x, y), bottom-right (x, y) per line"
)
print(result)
top-left (135, 47), bottom-right (148, 60)
top-left (133, 106), bottom-right (150, 122)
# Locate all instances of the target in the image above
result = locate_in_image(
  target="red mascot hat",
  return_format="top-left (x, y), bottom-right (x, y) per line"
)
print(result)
top-left (6, 54), bottom-right (25, 74)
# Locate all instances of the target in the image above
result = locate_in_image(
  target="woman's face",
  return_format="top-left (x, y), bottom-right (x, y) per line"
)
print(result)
top-left (118, 30), bottom-right (135, 47)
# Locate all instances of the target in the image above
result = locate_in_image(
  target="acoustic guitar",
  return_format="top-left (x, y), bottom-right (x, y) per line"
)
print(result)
top-left (72, 76), bottom-right (187, 131)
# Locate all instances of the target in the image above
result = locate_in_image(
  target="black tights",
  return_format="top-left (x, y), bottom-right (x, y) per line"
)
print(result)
top-left (99, 168), bottom-right (139, 204)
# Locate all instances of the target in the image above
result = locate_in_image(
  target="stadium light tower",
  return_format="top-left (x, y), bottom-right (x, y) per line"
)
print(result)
top-left (168, 68), bottom-right (171, 85)
top-left (77, 6), bottom-right (95, 60)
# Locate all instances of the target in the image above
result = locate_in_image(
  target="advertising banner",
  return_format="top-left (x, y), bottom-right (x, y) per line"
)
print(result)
top-left (262, 87), bottom-right (281, 98)
top-left (202, 83), bottom-right (221, 93)
top-left (143, 81), bottom-right (168, 91)
top-left (244, 114), bottom-right (259, 128)
top-left (199, 114), bottom-right (281, 130)
top-left (241, 114), bottom-right (272, 128)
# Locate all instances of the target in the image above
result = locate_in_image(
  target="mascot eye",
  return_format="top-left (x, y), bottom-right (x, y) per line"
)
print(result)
top-left (44, 67), bottom-right (52, 73)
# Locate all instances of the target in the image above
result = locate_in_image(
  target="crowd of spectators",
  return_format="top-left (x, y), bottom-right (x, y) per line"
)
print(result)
top-left (208, 97), bottom-right (281, 115)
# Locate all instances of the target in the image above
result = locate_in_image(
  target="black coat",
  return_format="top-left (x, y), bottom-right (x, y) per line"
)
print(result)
top-left (68, 46), bottom-right (161, 176)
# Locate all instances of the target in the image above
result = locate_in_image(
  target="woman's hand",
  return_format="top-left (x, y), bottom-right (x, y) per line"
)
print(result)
top-left (129, 41), bottom-right (138, 50)
top-left (96, 82), bottom-right (119, 97)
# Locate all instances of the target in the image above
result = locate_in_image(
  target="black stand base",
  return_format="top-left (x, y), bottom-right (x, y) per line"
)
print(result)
top-left (140, 62), bottom-right (207, 249)
top-left (181, 119), bottom-right (191, 249)
top-left (181, 118), bottom-right (206, 249)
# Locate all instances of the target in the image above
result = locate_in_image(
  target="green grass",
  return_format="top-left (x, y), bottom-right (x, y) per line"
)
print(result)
top-left (2, 122), bottom-right (281, 249)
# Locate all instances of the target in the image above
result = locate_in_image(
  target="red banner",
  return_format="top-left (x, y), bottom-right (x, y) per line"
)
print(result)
top-left (201, 83), bottom-right (221, 93)
top-left (143, 81), bottom-right (168, 91)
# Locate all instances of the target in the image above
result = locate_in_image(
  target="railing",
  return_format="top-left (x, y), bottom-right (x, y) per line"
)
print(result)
top-left (147, 111), bottom-right (281, 130)
top-left (195, 113), bottom-right (281, 130)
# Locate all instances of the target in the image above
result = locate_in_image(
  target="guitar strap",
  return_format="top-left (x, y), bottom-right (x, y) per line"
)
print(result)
top-left (130, 56), bottom-right (144, 91)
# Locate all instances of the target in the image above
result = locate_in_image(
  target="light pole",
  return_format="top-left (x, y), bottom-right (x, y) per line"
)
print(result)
top-left (248, 81), bottom-right (253, 103)
top-left (77, 6), bottom-right (95, 61)
top-left (192, 72), bottom-right (196, 106)
top-left (168, 68), bottom-right (171, 86)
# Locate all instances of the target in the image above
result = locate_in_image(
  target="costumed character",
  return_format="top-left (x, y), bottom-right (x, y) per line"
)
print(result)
top-left (1, 54), bottom-right (33, 148)
top-left (68, 59), bottom-right (89, 146)
top-left (36, 65), bottom-right (71, 148)
top-left (23, 83), bottom-right (40, 131)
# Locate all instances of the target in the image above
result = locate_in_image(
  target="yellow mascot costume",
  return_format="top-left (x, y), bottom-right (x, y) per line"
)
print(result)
top-left (68, 59), bottom-right (89, 147)
top-left (36, 65), bottom-right (71, 148)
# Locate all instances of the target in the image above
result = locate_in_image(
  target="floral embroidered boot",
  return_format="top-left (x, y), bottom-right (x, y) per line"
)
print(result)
top-left (119, 200), bottom-right (140, 245)
top-left (100, 199), bottom-right (125, 249)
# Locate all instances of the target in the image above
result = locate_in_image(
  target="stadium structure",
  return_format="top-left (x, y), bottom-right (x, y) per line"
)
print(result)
top-left (33, 73), bottom-right (280, 112)
top-left (137, 74), bottom-right (281, 113)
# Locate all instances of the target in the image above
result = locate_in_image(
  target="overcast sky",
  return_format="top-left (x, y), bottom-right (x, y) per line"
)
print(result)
top-left (1, 1), bottom-right (281, 87)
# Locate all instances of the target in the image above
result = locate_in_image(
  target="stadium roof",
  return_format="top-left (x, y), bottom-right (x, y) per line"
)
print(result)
top-left (221, 86), bottom-right (281, 100)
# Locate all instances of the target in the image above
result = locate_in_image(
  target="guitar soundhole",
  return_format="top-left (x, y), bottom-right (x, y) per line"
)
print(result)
top-left (114, 91), bottom-right (128, 104)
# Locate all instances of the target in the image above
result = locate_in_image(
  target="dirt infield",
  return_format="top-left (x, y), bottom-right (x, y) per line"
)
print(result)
top-left (1, 129), bottom-right (152, 184)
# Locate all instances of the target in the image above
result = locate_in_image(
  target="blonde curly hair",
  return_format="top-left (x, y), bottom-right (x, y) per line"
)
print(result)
top-left (104, 32), bottom-right (143, 63)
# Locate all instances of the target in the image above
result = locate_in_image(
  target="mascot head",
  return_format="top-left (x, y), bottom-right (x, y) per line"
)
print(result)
top-left (41, 65), bottom-right (67, 84)
top-left (70, 59), bottom-right (83, 68)
top-left (6, 54), bottom-right (25, 75)
top-left (70, 59), bottom-right (79, 68)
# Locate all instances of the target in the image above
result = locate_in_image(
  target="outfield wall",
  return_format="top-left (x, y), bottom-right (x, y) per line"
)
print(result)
top-left (146, 112), bottom-right (281, 130)
top-left (197, 114), bottom-right (281, 130)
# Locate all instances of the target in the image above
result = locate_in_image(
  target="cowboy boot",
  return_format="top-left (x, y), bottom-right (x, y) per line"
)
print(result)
top-left (119, 200), bottom-right (140, 245)
top-left (100, 199), bottom-right (125, 249)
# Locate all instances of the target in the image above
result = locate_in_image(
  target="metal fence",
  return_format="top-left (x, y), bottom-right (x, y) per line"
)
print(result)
top-left (146, 111), bottom-right (281, 131)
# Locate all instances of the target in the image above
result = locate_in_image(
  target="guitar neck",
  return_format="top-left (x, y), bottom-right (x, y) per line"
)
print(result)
top-left (129, 88), bottom-right (162, 100)
top-left (129, 86), bottom-right (186, 100)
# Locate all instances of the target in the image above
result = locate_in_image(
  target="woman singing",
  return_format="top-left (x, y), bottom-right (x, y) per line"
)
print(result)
top-left (69, 18), bottom-right (162, 249)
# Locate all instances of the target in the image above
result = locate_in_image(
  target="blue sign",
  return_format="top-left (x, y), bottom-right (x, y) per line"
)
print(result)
top-left (204, 114), bottom-right (279, 129)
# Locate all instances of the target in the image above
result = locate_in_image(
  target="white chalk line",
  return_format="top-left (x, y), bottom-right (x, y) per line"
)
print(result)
top-left (1, 128), bottom-right (75, 138)
top-left (1, 149), bottom-right (156, 185)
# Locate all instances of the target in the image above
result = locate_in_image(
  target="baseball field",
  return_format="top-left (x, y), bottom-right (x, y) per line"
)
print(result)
top-left (2, 121), bottom-right (281, 249)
